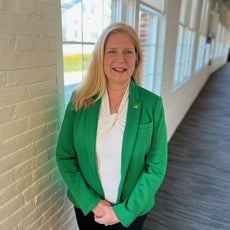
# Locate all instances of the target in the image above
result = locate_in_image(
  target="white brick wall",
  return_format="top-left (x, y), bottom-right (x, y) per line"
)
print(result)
top-left (0, 0), bottom-right (77, 229)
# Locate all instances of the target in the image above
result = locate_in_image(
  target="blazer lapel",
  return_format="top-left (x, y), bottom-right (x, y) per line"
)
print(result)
top-left (85, 99), bottom-right (104, 193)
top-left (117, 81), bottom-right (142, 200)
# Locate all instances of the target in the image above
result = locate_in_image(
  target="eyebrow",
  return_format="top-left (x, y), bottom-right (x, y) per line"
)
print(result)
top-left (105, 47), bottom-right (135, 50)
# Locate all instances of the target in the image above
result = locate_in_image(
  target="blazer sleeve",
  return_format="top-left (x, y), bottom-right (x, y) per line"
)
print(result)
top-left (56, 102), bottom-right (101, 215)
top-left (113, 97), bottom-right (168, 227)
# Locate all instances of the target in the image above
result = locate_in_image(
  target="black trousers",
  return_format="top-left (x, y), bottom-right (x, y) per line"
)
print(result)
top-left (74, 207), bottom-right (147, 230)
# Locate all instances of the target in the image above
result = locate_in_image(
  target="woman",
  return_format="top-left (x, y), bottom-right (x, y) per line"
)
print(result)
top-left (56, 22), bottom-right (167, 229)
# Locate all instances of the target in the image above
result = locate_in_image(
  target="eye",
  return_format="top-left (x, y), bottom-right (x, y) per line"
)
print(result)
top-left (125, 50), bottom-right (134, 55)
top-left (106, 49), bottom-right (116, 54)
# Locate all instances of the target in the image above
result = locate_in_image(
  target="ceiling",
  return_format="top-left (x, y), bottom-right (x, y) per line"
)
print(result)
top-left (220, 0), bottom-right (230, 30)
top-left (222, 0), bottom-right (230, 9)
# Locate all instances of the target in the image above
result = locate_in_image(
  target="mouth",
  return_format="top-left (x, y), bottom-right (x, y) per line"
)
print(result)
top-left (112, 67), bottom-right (127, 73)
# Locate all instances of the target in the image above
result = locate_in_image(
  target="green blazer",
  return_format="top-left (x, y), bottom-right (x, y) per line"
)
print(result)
top-left (56, 80), bottom-right (167, 227)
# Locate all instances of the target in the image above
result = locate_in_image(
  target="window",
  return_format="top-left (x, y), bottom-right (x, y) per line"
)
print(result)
top-left (173, 0), bottom-right (198, 90)
top-left (138, 2), bottom-right (165, 94)
top-left (61, 0), bottom-right (112, 104)
top-left (195, 0), bottom-right (210, 72)
top-left (196, 35), bottom-right (206, 71)
top-left (111, 0), bottom-right (166, 94)
top-left (141, 0), bottom-right (164, 12)
top-left (213, 24), bottom-right (228, 59)
top-left (111, 0), bottom-right (136, 27)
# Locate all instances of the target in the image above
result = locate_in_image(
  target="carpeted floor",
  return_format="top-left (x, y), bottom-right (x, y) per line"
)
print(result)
top-left (143, 63), bottom-right (230, 230)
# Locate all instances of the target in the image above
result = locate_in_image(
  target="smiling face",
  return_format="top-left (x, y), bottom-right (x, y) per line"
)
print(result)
top-left (104, 32), bottom-right (136, 89)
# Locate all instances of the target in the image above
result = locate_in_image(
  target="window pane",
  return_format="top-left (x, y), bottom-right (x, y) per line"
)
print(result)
top-left (139, 6), bottom-right (158, 91)
top-left (173, 26), bottom-right (183, 86)
top-left (82, 0), bottom-right (112, 42)
top-left (173, 25), bottom-right (195, 89)
top-left (63, 44), bottom-right (83, 104)
top-left (205, 44), bottom-right (211, 65)
top-left (196, 35), bottom-right (206, 72)
top-left (61, 0), bottom-right (112, 104)
top-left (188, 32), bottom-right (195, 75)
top-left (62, 1), bottom-right (82, 42)
top-left (141, 0), bottom-right (164, 12)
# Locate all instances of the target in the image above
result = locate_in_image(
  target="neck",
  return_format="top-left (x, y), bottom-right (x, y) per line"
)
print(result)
top-left (106, 83), bottom-right (129, 114)
top-left (106, 81), bottom-right (130, 96)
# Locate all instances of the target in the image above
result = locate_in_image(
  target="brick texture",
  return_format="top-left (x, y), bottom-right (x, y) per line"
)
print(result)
top-left (0, 0), bottom-right (77, 229)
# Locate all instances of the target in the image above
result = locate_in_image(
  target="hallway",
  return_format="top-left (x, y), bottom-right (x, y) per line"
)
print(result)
top-left (143, 63), bottom-right (230, 230)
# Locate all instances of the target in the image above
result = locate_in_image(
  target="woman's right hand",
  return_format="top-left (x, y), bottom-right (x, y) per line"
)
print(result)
top-left (92, 200), bottom-right (111, 218)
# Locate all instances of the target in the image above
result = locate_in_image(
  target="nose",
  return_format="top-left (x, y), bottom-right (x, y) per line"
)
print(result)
top-left (115, 51), bottom-right (126, 62)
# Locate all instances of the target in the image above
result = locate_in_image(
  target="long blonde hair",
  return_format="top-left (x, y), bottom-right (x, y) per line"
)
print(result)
top-left (71, 22), bottom-right (143, 110)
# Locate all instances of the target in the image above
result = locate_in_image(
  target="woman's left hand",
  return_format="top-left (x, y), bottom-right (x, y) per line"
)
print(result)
top-left (94, 204), bottom-right (119, 226)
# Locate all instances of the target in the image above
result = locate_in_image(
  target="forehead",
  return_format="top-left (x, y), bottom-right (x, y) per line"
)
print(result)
top-left (105, 32), bottom-right (135, 48)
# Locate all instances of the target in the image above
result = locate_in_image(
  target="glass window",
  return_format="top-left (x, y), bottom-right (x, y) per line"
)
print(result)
top-left (173, 0), bottom-right (197, 90)
top-left (213, 24), bottom-right (228, 59)
top-left (196, 0), bottom-right (210, 72)
top-left (204, 43), bottom-right (211, 65)
top-left (196, 35), bottom-right (206, 71)
top-left (138, 3), bottom-right (165, 94)
top-left (141, 0), bottom-right (164, 12)
top-left (174, 26), bottom-right (183, 85)
top-left (61, 0), bottom-right (112, 104)
top-left (139, 6), bottom-right (157, 91)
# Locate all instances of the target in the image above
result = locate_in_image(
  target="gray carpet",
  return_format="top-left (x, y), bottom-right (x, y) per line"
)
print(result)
top-left (143, 63), bottom-right (230, 230)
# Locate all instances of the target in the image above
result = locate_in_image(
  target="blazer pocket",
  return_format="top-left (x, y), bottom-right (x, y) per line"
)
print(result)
top-left (137, 121), bottom-right (153, 148)
top-left (133, 122), bottom-right (154, 160)
top-left (138, 121), bottom-right (153, 130)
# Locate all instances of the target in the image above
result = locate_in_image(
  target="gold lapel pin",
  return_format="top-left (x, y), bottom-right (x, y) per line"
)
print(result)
top-left (133, 104), bottom-right (139, 109)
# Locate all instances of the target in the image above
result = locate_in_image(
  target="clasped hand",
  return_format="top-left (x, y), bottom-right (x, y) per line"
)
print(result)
top-left (92, 200), bottom-right (119, 226)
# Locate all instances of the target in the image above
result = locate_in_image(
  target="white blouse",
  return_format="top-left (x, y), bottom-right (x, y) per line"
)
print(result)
top-left (96, 87), bottom-right (129, 204)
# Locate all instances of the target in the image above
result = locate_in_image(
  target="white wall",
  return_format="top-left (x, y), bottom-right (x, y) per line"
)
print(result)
top-left (0, 0), bottom-right (76, 229)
